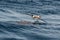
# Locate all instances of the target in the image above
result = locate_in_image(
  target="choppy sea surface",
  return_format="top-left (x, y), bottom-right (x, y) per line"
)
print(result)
top-left (0, 0), bottom-right (60, 40)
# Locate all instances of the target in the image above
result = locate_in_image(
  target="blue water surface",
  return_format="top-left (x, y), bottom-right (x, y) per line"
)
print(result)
top-left (0, 0), bottom-right (60, 40)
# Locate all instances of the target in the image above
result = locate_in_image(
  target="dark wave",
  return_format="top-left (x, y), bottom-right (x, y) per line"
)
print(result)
top-left (0, 21), bottom-right (60, 40)
top-left (0, 0), bottom-right (60, 40)
top-left (0, 0), bottom-right (60, 15)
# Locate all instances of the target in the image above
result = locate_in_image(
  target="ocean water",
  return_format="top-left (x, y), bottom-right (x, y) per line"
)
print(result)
top-left (0, 0), bottom-right (60, 40)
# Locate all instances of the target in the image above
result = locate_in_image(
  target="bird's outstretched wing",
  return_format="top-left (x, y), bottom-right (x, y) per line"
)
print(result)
top-left (40, 19), bottom-right (47, 23)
